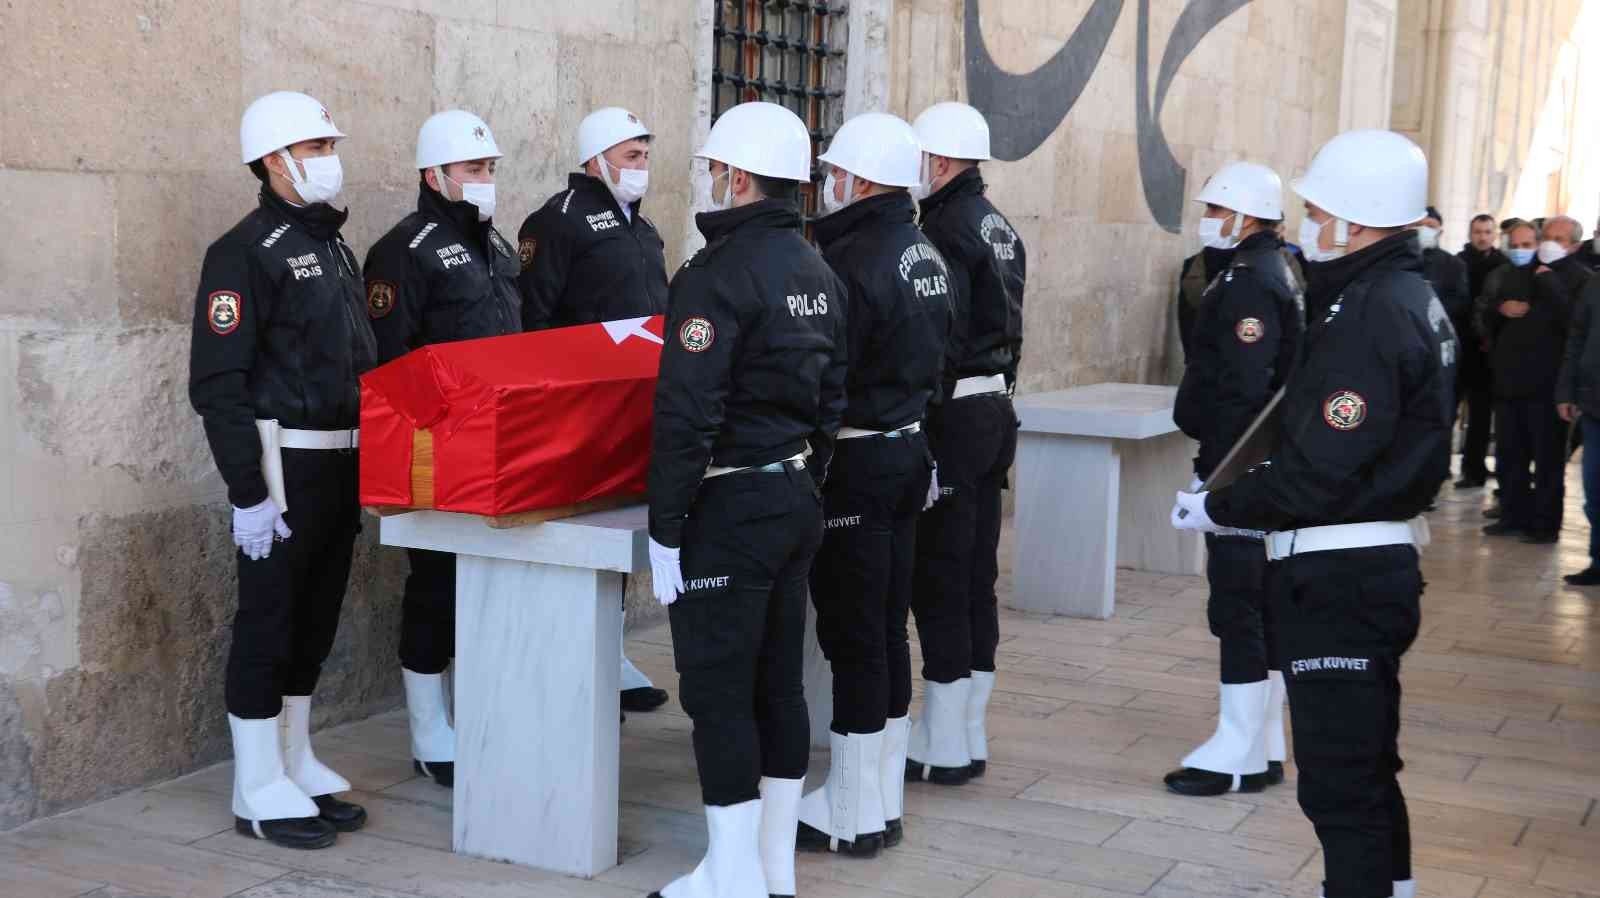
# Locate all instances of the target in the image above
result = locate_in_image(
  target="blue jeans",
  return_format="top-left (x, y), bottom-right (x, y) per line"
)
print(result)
top-left (1584, 415), bottom-right (1600, 563)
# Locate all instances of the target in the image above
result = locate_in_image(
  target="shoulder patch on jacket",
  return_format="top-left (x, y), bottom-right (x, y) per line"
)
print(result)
top-left (1235, 317), bottom-right (1264, 343)
top-left (519, 237), bottom-right (537, 270)
top-left (208, 291), bottom-right (242, 335)
top-left (367, 280), bottom-right (396, 319)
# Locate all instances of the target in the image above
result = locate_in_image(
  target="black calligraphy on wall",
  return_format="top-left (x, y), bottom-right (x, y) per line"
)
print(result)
top-left (965, 0), bottom-right (1254, 233)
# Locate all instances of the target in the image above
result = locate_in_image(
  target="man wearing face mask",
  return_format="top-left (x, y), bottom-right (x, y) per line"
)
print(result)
top-left (798, 113), bottom-right (951, 857)
top-left (1167, 162), bottom-right (1303, 799)
top-left (1454, 213), bottom-right (1506, 488)
top-left (1414, 207), bottom-right (1469, 497)
top-left (189, 91), bottom-right (376, 850)
top-left (517, 106), bottom-right (670, 715)
top-left (1172, 130), bottom-right (1453, 898)
top-left (646, 100), bottom-right (846, 898)
top-left (903, 101), bottom-right (1025, 788)
top-left (1477, 219), bottom-right (1582, 543)
top-left (363, 110), bottom-right (522, 788)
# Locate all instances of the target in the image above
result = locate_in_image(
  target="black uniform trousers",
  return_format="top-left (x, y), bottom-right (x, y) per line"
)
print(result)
top-left (1204, 533), bottom-right (1273, 684)
top-left (400, 549), bottom-right (455, 674)
top-left (226, 449), bottom-right (361, 719)
top-left (668, 463), bottom-right (823, 806)
top-left (809, 430), bottom-right (933, 734)
top-left (1460, 385), bottom-right (1493, 481)
top-left (1495, 397), bottom-right (1566, 533)
top-left (912, 392), bottom-right (1018, 684)
top-left (1271, 544), bottom-right (1420, 898)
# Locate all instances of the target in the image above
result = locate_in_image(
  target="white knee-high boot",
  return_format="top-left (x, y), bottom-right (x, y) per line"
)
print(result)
top-left (280, 696), bottom-right (351, 797)
top-left (1264, 670), bottom-right (1287, 763)
top-left (798, 730), bottom-right (886, 852)
top-left (966, 671), bottom-right (996, 774)
top-left (1182, 681), bottom-right (1270, 777)
top-left (403, 668), bottom-right (456, 783)
top-left (880, 716), bottom-right (910, 843)
top-left (653, 799), bottom-right (767, 898)
top-left (759, 777), bottom-right (803, 897)
top-left (231, 713), bottom-right (317, 826)
top-left (907, 678), bottom-right (973, 781)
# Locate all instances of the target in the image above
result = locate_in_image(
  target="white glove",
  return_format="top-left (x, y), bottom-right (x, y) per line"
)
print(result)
top-left (233, 498), bottom-right (291, 561)
top-left (924, 463), bottom-right (941, 511)
top-left (649, 538), bottom-right (685, 607)
top-left (1170, 490), bottom-right (1218, 532)
top-left (1188, 477), bottom-right (1204, 493)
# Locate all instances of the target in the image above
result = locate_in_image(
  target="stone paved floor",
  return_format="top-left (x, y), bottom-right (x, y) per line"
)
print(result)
top-left (9, 465), bottom-right (1600, 898)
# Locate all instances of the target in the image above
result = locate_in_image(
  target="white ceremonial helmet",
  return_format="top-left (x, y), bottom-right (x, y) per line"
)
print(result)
top-left (1194, 161), bottom-right (1284, 221)
top-left (240, 91), bottom-right (347, 165)
top-left (912, 102), bottom-right (992, 162)
top-left (416, 110), bottom-right (502, 170)
top-left (818, 113), bottom-right (922, 188)
top-left (578, 107), bottom-right (653, 164)
top-left (1293, 130), bottom-right (1429, 228)
top-left (696, 101), bottom-right (812, 181)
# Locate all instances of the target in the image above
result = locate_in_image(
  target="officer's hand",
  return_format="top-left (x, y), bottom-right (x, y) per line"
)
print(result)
top-left (648, 538), bottom-right (685, 606)
top-left (232, 498), bottom-right (291, 561)
top-left (1188, 477), bottom-right (1204, 493)
top-left (1559, 402), bottom-right (1580, 423)
top-left (924, 463), bottom-right (941, 511)
top-left (1170, 491), bottom-right (1219, 532)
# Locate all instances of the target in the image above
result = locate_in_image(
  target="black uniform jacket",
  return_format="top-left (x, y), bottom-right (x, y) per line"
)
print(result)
top-left (1207, 232), bottom-right (1454, 532)
top-left (1478, 257), bottom-right (1588, 399)
top-left (918, 168), bottom-right (1026, 391)
top-left (647, 199), bottom-right (849, 547)
top-left (813, 191), bottom-right (952, 438)
top-left (1421, 247), bottom-right (1470, 326)
top-left (1455, 245), bottom-right (1505, 389)
top-left (516, 173), bottom-right (668, 330)
top-left (1174, 231), bottom-right (1305, 480)
top-left (189, 189), bottom-right (378, 508)
top-left (364, 186), bottom-right (523, 365)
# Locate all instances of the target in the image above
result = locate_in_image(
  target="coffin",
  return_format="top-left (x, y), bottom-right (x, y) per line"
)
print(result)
top-left (359, 316), bottom-right (664, 525)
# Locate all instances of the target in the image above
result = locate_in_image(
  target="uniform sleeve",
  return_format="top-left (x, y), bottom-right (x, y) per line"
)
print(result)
top-left (188, 240), bottom-right (268, 509)
top-left (1006, 238), bottom-right (1027, 389)
top-left (647, 267), bottom-right (743, 547)
top-left (1176, 256), bottom-right (1197, 358)
top-left (970, 234), bottom-right (1016, 381)
top-left (1207, 309), bottom-right (1427, 532)
top-left (808, 276), bottom-right (851, 485)
top-left (1557, 279), bottom-right (1593, 405)
top-left (517, 205), bottom-right (572, 331)
top-left (1197, 274), bottom-right (1284, 476)
top-left (933, 238), bottom-right (972, 387)
top-left (363, 238), bottom-right (423, 365)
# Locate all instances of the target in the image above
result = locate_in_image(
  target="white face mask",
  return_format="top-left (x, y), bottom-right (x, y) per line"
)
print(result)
top-left (1417, 226), bottom-right (1441, 250)
top-left (1198, 214), bottom-right (1238, 250)
top-left (1538, 240), bottom-right (1569, 264)
top-left (278, 150), bottom-right (343, 205)
top-left (705, 168), bottom-right (732, 212)
top-left (909, 154), bottom-right (933, 202)
top-left (821, 170), bottom-right (856, 215)
top-left (600, 155), bottom-right (650, 206)
top-left (436, 167), bottom-right (496, 221)
top-left (1299, 216), bottom-right (1348, 263)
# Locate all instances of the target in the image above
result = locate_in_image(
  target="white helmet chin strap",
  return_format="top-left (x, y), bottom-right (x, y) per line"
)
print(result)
top-left (1333, 218), bottom-right (1351, 249)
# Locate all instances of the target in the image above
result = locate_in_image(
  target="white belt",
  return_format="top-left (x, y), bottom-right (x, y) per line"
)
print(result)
top-left (279, 427), bottom-right (359, 450)
top-left (838, 421), bottom-right (921, 440)
top-left (1264, 520), bottom-right (1419, 562)
top-left (951, 374), bottom-right (1007, 400)
top-left (704, 450), bottom-right (808, 480)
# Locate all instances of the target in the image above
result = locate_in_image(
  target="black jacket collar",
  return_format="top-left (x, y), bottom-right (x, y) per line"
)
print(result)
top-left (260, 188), bottom-right (348, 241)
top-left (919, 166), bottom-right (985, 217)
top-left (813, 191), bottom-right (916, 250)
top-left (569, 172), bottom-right (639, 222)
top-left (695, 198), bottom-right (802, 244)
top-left (1305, 230), bottom-right (1423, 310)
top-left (417, 182), bottom-right (488, 236)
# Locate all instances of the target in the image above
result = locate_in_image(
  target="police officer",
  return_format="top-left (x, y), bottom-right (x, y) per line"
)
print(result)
top-left (363, 110), bottom-right (522, 788)
top-left (903, 102), bottom-right (1025, 785)
top-left (645, 101), bottom-right (846, 898)
top-left (796, 113), bottom-right (950, 857)
top-left (1173, 130), bottom-right (1453, 898)
top-left (189, 91), bottom-right (375, 849)
top-left (519, 106), bottom-right (670, 714)
top-left (1415, 207), bottom-right (1469, 499)
top-left (1167, 162), bottom-right (1303, 798)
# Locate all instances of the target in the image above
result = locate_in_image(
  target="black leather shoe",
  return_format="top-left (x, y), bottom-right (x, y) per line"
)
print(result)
top-left (884, 817), bottom-right (903, 847)
top-left (1265, 761), bottom-right (1285, 785)
top-left (621, 686), bottom-right (670, 713)
top-left (1454, 476), bottom-right (1486, 488)
top-left (1163, 767), bottom-right (1269, 796)
top-left (905, 758), bottom-right (971, 785)
top-left (312, 794), bottom-right (367, 832)
top-left (967, 759), bottom-right (987, 777)
top-left (234, 814), bottom-right (337, 849)
top-left (1522, 531), bottom-right (1560, 544)
top-left (1565, 567), bottom-right (1600, 585)
top-left (797, 821), bottom-right (883, 857)
top-left (1482, 521), bottom-right (1520, 535)
top-left (414, 759), bottom-right (454, 788)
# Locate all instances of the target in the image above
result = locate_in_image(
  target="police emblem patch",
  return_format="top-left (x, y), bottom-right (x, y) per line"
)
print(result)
top-left (207, 291), bottom-right (241, 335)
top-left (1236, 317), bottom-right (1264, 343)
top-left (473, 125), bottom-right (487, 141)
top-left (518, 238), bottom-right (537, 270)
top-left (320, 107), bottom-right (333, 124)
top-left (367, 280), bottom-right (396, 319)
top-left (679, 317), bottom-right (715, 352)
top-left (1324, 390), bottom-right (1367, 431)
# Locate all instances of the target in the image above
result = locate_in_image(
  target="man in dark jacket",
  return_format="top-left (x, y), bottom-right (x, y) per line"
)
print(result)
top-left (1478, 220), bottom-right (1583, 542)
top-left (1559, 276), bottom-right (1600, 583)
top-left (1456, 213), bottom-right (1507, 486)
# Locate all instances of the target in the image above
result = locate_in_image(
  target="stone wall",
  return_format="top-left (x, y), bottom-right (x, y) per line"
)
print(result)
top-left (0, 0), bottom-right (697, 830)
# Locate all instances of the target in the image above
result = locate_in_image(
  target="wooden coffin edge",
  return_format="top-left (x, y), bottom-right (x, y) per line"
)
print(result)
top-left (362, 428), bottom-right (644, 529)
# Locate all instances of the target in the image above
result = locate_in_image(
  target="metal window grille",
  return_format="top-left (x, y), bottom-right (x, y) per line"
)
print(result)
top-left (712, 0), bottom-right (847, 222)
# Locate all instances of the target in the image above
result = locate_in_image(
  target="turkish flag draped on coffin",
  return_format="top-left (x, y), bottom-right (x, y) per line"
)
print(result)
top-left (360, 316), bottom-right (664, 516)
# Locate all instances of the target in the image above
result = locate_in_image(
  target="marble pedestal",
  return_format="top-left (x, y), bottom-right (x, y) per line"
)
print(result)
top-left (1012, 384), bottom-right (1203, 619)
top-left (380, 505), bottom-right (648, 878)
